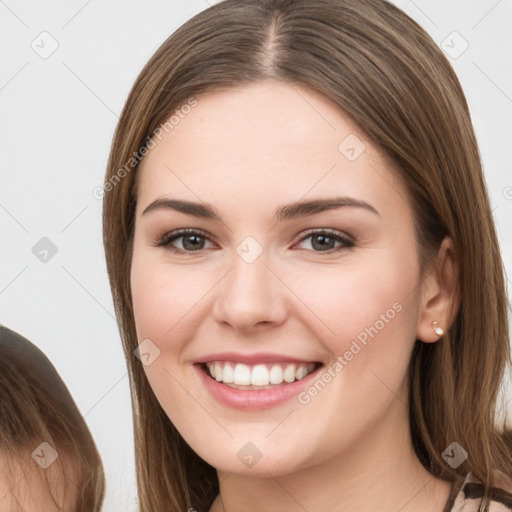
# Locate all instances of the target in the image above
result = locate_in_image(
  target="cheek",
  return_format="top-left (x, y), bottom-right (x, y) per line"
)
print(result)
top-left (284, 253), bottom-right (421, 424)
top-left (130, 253), bottom-right (201, 413)
top-left (288, 252), bottom-right (418, 353)
top-left (130, 250), bottom-right (210, 344)
top-left (130, 264), bottom-right (168, 343)
top-left (286, 255), bottom-right (419, 432)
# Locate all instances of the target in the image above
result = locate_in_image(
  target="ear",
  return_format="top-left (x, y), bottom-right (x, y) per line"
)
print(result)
top-left (416, 236), bottom-right (460, 343)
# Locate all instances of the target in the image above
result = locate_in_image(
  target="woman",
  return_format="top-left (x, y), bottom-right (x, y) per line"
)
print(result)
top-left (101, 0), bottom-right (512, 510)
top-left (0, 324), bottom-right (105, 511)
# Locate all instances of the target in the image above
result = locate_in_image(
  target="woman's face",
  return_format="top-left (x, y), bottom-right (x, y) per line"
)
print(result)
top-left (130, 80), bottom-right (428, 476)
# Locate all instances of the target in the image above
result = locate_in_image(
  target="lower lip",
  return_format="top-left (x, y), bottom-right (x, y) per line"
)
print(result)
top-left (194, 363), bottom-right (323, 410)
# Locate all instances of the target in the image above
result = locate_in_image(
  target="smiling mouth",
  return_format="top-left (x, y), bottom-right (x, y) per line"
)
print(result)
top-left (199, 361), bottom-right (323, 390)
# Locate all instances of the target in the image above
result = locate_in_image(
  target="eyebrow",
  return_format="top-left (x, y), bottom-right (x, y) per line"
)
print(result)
top-left (141, 196), bottom-right (380, 222)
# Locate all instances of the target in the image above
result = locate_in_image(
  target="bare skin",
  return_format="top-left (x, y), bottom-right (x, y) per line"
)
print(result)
top-left (130, 80), bottom-right (458, 512)
top-left (0, 451), bottom-right (78, 512)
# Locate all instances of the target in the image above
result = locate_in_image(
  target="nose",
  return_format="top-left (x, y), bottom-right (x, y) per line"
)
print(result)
top-left (212, 251), bottom-right (288, 332)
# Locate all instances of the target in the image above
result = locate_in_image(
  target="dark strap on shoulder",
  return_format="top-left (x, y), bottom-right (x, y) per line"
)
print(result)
top-left (464, 482), bottom-right (512, 510)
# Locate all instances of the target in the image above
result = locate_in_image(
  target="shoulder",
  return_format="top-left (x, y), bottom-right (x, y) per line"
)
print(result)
top-left (448, 470), bottom-right (512, 512)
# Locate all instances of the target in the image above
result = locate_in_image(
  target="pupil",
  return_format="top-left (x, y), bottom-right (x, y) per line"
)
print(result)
top-left (184, 234), bottom-right (204, 250)
top-left (313, 234), bottom-right (334, 251)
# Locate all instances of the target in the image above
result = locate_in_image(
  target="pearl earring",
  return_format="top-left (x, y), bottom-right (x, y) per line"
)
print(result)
top-left (432, 321), bottom-right (444, 337)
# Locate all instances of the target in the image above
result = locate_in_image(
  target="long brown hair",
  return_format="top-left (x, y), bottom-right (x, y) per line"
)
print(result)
top-left (0, 324), bottom-right (105, 511)
top-left (101, 1), bottom-right (512, 510)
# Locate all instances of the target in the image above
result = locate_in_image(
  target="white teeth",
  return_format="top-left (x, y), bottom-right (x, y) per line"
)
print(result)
top-left (214, 362), bottom-right (223, 381)
top-left (251, 364), bottom-right (269, 386)
top-left (222, 362), bottom-right (234, 383)
top-left (204, 361), bottom-right (317, 386)
top-left (233, 363), bottom-right (251, 385)
top-left (283, 364), bottom-right (296, 383)
top-left (269, 364), bottom-right (283, 384)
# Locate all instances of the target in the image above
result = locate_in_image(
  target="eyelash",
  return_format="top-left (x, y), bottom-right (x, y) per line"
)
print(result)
top-left (152, 228), bottom-right (355, 255)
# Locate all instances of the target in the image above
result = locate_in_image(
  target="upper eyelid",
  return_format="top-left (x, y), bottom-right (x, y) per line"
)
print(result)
top-left (160, 228), bottom-right (215, 244)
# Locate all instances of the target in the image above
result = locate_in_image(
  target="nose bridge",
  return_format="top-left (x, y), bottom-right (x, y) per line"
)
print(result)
top-left (213, 242), bottom-right (286, 329)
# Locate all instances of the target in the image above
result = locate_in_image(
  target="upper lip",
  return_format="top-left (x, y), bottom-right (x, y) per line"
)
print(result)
top-left (194, 352), bottom-right (321, 365)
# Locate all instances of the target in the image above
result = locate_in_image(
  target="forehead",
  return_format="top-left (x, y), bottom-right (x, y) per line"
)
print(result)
top-left (135, 81), bottom-right (409, 221)
top-left (141, 80), bottom-right (359, 169)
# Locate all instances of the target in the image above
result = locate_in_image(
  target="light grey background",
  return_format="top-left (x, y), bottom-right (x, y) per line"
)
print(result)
top-left (1, 1), bottom-right (511, 510)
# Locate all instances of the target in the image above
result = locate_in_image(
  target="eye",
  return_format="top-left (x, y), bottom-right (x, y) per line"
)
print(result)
top-left (294, 229), bottom-right (354, 253)
top-left (153, 229), bottom-right (215, 254)
top-left (153, 228), bottom-right (354, 255)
